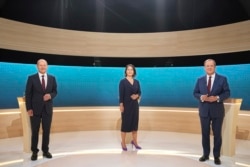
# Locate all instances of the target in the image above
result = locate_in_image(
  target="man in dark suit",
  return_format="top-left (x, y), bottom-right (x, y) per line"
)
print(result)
top-left (193, 59), bottom-right (230, 165)
top-left (25, 59), bottom-right (57, 161)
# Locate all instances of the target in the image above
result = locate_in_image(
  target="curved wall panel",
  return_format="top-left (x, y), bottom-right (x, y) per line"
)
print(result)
top-left (0, 18), bottom-right (249, 57)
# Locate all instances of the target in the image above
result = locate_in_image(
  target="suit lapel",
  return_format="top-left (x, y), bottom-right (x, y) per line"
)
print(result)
top-left (46, 75), bottom-right (50, 91)
top-left (202, 76), bottom-right (208, 93)
top-left (210, 74), bottom-right (218, 93)
top-left (35, 73), bottom-right (43, 91)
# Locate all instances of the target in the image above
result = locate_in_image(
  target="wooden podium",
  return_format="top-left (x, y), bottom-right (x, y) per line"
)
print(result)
top-left (222, 98), bottom-right (242, 157)
top-left (17, 97), bottom-right (31, 153)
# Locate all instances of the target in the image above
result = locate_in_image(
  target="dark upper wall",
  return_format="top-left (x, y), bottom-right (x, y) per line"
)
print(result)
top-left (0, 0), bottom-right (249, 33)
top-left (1, 1), bottom-right (249, 66)
top-left (1, 49), bottom-right (249, 67)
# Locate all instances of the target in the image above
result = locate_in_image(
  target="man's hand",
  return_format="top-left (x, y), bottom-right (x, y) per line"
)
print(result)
top-left (201, 95), bottom-right (219, 102)
top-left (27, 109), bottom-right (33, 116)
top-left (120, 103), bottom-right (124, 113)
top-left (200, 94), bottom-right (208, 102)
top-left (206, 96), bottom-right (218, 102)
top-left (43, 94), bottom-right (51, 101)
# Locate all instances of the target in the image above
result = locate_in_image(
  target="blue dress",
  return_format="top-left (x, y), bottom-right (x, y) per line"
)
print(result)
top-left (119, 78), bottom-right (141, 132)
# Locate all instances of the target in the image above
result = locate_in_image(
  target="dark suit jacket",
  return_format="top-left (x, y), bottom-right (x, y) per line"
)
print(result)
top-left (25, 73), bottom-right (57, 116)
top-left (193, 73), bottom-right (230, 118)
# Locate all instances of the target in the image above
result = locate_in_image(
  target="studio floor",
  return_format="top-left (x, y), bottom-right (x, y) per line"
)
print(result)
top-left (0, 131), bottom-right (249, 167)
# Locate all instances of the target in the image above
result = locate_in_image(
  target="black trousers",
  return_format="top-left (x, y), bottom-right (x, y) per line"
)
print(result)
top-left (200, 116), bottom-right (224, 158)
top-left (30, 107), bottom-right (52, 153)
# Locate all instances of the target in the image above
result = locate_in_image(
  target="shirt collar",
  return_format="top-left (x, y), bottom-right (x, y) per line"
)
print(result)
top-left (207, 73), bottom-right (215, 78)
top-left (39, 73), bottom-right (47, 77)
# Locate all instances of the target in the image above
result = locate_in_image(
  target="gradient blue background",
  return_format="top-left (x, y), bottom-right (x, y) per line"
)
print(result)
top-left (0, 62), bottom-right (249, 110)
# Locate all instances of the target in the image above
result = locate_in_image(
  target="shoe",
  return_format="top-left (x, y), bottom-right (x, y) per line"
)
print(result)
top-left (31, 152), bottom-right (38, 161)
top-left (199, 155), bottom-right (209, 162)
top-left (214, 157), bottom-right (221, 165)
top-left (121, 143), bottom-right (127, 151)
top-left (43, 152), bottom-right (52, 159)
top-left (131, 140), bottom-right (142, 149)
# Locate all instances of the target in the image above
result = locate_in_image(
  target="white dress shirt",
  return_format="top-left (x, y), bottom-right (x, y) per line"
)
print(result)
top-left (207, 73), bottom-right (215, 91)
top-left (39, 73), bottom-right (47, 88)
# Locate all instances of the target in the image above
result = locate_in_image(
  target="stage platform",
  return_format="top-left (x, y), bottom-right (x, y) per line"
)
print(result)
top-left (0, 130), bottom-right (250, 167)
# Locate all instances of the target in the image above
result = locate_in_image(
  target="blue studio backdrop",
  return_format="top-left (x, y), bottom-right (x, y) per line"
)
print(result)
top-left (0, 62), bottom-right (249, 110)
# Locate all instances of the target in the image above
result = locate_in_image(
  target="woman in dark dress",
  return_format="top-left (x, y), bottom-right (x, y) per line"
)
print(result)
top-left (119, 64), bottom-right (141, 151)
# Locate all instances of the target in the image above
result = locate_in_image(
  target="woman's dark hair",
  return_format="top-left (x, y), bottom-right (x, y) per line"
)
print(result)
top-left (125, 64), bottom-right (136, 77)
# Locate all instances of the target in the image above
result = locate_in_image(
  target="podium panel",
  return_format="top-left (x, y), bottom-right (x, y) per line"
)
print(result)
top-left (17, 97), bottom-right (31, 153)
top-left (222, 98), bottom-right (242, 157)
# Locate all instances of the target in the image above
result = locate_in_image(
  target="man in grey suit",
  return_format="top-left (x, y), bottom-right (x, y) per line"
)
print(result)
top-left (193, 59), bottom-right (230, 165)
top-left (25, 59), bottom-right (57, 161)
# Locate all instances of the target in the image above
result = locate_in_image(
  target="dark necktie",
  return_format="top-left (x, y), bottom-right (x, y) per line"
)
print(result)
top-left (207, 76), bottom-right (211, 93)
top-left (42, 75), bottom-right (45, 91)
